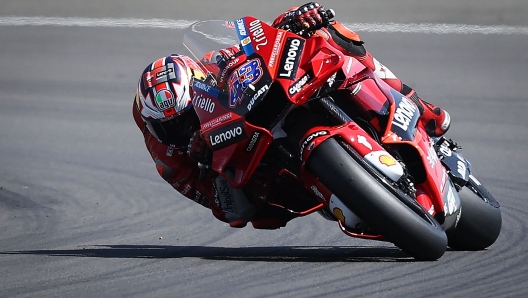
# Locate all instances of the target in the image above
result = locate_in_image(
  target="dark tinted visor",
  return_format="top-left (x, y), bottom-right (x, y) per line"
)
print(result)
top-left (144, 115), bottom-right (193, 147)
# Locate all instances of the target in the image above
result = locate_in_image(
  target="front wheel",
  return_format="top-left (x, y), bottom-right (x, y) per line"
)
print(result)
top-left (306, 138), bottom-right (447, 261)
top-left (446, 177), bottom-right (502, 250)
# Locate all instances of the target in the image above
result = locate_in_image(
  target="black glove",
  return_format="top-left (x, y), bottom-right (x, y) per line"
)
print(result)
top-left (187, 131), bottom-right (213, 180)
top-left (187, 131), bottom-right (212, 167)
top-left (282, 2), bottom-right (334, 36)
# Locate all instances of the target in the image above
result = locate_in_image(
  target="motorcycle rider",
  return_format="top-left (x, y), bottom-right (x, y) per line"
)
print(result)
top-left (133, 2), bottom-right (451, 229)
top-left (133, 54), bottom-right (315, 229)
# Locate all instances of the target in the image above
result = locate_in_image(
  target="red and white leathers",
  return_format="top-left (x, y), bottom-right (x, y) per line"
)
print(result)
top-left (272, 8), bottom-right (451, 137)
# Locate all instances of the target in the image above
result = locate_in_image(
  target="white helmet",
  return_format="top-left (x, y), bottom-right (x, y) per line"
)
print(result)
top-left (135, 55), bottom-right (200, 147)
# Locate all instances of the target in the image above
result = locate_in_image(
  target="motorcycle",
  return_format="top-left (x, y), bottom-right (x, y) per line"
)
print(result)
top-left (182, 13), bottom-right (502, 260)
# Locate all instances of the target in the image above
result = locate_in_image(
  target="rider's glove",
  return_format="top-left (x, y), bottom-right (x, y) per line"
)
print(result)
top-left (281, 2), bottom-right (332, 36)
top-left (187, 131), bottom-right (212, 167)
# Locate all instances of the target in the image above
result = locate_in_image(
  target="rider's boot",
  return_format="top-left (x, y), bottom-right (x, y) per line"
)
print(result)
top-left (368, 55), bottom-right (451, 137)
top-left (403, 86), bottom-right (451, 137)
top-left (214, 175), bottom-right (257, 228)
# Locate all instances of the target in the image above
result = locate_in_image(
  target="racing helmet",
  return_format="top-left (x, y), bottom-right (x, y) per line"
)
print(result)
top-left (135, 55), bottom-right (200, 147)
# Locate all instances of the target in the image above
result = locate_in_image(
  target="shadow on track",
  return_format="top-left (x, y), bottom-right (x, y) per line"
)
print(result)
top-left (1, 245), bottom-right (415, 262)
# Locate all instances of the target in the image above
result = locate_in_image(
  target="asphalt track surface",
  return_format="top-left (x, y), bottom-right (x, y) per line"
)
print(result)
top-left (1, 2), bottom-right (528, 297)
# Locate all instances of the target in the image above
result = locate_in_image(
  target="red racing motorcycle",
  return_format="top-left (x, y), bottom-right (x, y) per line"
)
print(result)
top-left (183, 14), bottom-right (502, 260)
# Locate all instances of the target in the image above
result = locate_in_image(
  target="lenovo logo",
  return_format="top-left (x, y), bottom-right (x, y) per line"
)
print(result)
top-left (208, 121), bottom-right (247, 150)
top-left (278, 38), bottom-right (304, 80)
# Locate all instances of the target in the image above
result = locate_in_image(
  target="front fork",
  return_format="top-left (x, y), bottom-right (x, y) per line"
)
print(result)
top-left (298, 97), bottom-right (405, 236)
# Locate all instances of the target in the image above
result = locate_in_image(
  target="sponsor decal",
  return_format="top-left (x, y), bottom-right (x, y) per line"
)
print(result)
top-left (155, 66), bottom-right (174, 79)
top-left (439, 142), bottom-right (452, 156)
top-left (299, 130), bottom-right (328, 160)
top-left (333, 207), bottom-right (346, 222)
top-left (248, 19), bottom-right (268, 50)
top-left (236, 18), bottom-right (247, 37)
top-left (241, 37), bottom-right (251, 46)
top-left (427, 143), bottom-right (439, 168)
top-left (166, 146), bottom-right (174, 157)
top-left (289, 73), bottom-right (311, 96)
top-left (202, 113), bottom-right (233, 130)
top-left (193, 80), bottom-right (212, 93)
top-left (357, 135), bottom-right (372, 150)
top-left (194, 94), bottom-right (215, 113)
top-left (228, 59), bottom-right (263, 108)
top-left (245, 131), bottom-right (261, 152)
top-left (144, 64), bottom-right (177, 88)
top-left (311, 185), bottom-right (326, 201)
top-left (209, 121), bottom-right (247, 150)
top-left (379, 155), bottom-right (397, 166)
top-left (218, 178), bottom-right (234, 213)
top-left (181, 184), bottom-right (192, 195)
top-left (278, 38), bottom-right (304, 80)
top-left (268, 31), bottom-right (284, 68)
top-left (457, 160), bottom-right (467, 179)
top-left (392, 96), bottom-right (418, 131)
top-left (155, 89), bottom-right (175, 111)
top-left (225, 21), bottom-right (235, 29)
top-left (219, 57), bottom-right (240, 83)
top-left (246, 84), bottom-right (269, 111)
top-left (194, 190), bottom-right (202, 203)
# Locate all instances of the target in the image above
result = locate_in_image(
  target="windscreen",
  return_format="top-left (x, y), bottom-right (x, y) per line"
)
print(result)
top-left (183, 20), bottom-right (240, 85)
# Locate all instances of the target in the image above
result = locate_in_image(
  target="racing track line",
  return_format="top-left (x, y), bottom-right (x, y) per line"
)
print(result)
top-left (2, 15), bottom-right (528, 35)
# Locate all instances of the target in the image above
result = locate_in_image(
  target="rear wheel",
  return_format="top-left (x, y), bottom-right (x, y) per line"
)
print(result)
top-left (447, 178), bottom-right (502, 250)
top-left (307, 138), bottom-right (447, 261)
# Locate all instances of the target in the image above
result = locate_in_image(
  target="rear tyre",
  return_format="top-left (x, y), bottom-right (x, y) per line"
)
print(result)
top-left (446, 179), bottom-right (502, 250)
top-left (307, 138), bottom-right (447, 261)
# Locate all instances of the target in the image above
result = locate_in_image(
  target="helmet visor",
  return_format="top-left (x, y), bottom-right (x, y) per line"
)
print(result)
top-left (145, 118), bottom-right (188, 147)
top-left (144, 114), bottom-right (195, 147)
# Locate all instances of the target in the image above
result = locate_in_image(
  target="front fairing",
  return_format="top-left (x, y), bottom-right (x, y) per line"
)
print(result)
top-left (184, 17), bottom-right (345, 187)
top-left (185, 19), bottom-right (275, 187)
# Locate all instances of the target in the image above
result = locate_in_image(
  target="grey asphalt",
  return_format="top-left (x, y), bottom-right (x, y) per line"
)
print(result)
top-left (1, 1), bottom-right (528, 297)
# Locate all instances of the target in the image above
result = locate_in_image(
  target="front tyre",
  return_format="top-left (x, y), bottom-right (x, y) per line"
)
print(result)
top-left (447, 177), bottom-right (502, 250)
top-left (307, 138), bottom-right (447, 261)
